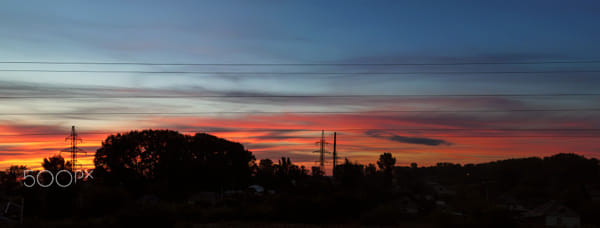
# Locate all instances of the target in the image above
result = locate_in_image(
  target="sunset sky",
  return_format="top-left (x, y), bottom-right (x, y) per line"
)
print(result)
top-left (1, 1), bottom-right (600, 173)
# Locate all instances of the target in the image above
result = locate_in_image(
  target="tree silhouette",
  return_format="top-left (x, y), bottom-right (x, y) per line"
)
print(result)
top-left (334, 158), bottom-right (365, 186)
top-left (410, 162), bottom-right (418, 169)
top-left (94, 130), bottom-right (255, 191)
top-left (377, 153), bottom-right (396, 186)
top-left (377, 153), bottom-right (396, 175)
top-left (365, 163), bottom-right (377, 176)
top-left (311, 166), bottom-right (324, 177)
top-left (4, 165), bottom-right (27, 184)
top-left (258, 159), bottom-right (274, 177)
top-left (42, 154), bottom-right (72, 172)
top-left (6, 165), bottom-right (27, 177)
top-left (276, 157), bottom-right (292, 177)
top-left (2, 165), bottom-right (28, 192)
top-left (274, 157), bottom-right (307, 179)
top-left (189, 133), bottom-right (256, 190)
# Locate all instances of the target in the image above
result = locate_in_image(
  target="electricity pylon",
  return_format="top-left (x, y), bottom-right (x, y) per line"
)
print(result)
top-left (61, 126), bottom-right (86, 170)
top-left (313, 130), bottom-right (330, 174)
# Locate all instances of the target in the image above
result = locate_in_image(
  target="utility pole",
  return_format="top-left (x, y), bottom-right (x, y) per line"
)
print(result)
top-left (319, 130), bottom-right (325, 168)
top-left (332, 132), bottom-right (338, 176)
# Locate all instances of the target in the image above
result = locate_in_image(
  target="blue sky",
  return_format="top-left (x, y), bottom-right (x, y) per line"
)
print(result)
top-left (3, 0), bottom-right (600, 63)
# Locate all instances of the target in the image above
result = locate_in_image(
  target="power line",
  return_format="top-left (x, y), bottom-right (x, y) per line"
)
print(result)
top-left (245, 135), bottom-right (600, 138)
top-left (4, 135), bottom-right (599, 141)
top-left (0, 109), bottom-right (598, 115)
top-left (3, 128), bottom-right (600, 136)
top-left (1, 60), bottom-right (600, 66)
top-left (1, 69), bottom-right (599, 75)
top-left (1, 93), bottom-right (600, 99)
top-left (3, 128), bottom-right (600, 138)
top-left (326, 128), bottom-right (600, 131)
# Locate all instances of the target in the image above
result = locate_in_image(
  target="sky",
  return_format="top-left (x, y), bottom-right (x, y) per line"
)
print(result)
top-left (1, 0), bottom-right (600, 173)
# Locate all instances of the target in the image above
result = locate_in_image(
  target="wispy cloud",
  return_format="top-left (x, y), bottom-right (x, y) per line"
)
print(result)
top-left (366, 130), bottom-right (452, 146)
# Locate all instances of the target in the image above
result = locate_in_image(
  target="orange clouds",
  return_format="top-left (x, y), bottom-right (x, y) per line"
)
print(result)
top-left (1, 112), bottom-right (599, 174)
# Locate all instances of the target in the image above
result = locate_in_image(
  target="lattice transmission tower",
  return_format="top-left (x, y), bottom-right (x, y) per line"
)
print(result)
top-left (312, 130), bottom-right (330, 174)
top-left (61, 126), bottom-right (86, 170)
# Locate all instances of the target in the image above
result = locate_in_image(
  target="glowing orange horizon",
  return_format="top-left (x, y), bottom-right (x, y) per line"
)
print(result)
top-left (1, 113), bottom-right (599, 174)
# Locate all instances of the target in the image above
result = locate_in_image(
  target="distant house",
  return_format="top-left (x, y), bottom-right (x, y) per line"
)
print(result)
top-left (522, 201), bottom-right (580, 228)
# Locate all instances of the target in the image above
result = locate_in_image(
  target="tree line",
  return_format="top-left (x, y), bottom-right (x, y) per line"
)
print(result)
top-left (1, 129), bottom-right (599, 226)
